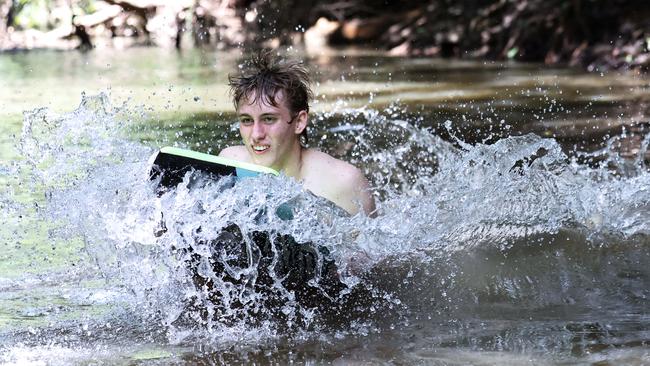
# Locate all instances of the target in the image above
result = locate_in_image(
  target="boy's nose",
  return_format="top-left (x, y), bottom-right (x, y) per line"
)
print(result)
top-left (251, 121), bottom-right (266, 140)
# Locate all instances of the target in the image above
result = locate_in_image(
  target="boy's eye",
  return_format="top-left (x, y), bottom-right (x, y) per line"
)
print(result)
top-left (263, 116), bottom-right (277, 124)
top-left (239, 118), bottom-right (253, 125)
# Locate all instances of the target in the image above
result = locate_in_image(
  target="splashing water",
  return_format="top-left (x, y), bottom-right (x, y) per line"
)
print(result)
top-left (2, 93), bottom-right (649, 363)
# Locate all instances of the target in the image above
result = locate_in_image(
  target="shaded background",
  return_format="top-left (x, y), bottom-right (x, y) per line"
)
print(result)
top-left (3, 0), bottom-right (650, 72)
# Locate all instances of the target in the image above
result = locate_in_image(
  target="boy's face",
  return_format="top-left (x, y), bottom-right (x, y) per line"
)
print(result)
top-left (237, 90), bottom-right (306, 170)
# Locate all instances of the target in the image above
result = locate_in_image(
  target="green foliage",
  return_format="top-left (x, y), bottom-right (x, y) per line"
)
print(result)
top-left (12, 0), bottom-right (52, 30)
top-left (76, 0), bottom-right (96, 14)
top-left (9, 0), bottom-right (97, 30)
top-left (506, 47), bottom-right (518, 59)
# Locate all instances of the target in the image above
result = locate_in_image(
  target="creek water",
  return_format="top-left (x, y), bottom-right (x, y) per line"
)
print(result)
top-left (0, 48), bottom-right (649, 365)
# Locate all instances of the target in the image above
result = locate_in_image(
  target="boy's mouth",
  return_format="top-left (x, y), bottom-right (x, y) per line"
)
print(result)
top-left (252, 145), bottom-right (270, 153)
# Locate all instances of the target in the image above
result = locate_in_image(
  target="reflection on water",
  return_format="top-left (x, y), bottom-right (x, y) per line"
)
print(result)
top-left (1, 49), bottom-right (650, 365)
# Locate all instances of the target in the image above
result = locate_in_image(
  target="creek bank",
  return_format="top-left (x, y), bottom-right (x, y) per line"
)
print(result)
top-left (2, 0), bottom-right (650, 73)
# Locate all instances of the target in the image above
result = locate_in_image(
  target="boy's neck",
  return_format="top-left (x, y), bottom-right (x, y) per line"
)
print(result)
top-left (276, 142), bottom-right (304, 179)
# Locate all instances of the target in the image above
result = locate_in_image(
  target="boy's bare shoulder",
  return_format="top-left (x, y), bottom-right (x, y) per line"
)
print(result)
top-left (304, 149), bottom-right (363, 182)
top-left (304, 149), bottom-right (370, 195)
top-left (219, 146), bottom-right (248, 161)
top-left (302, 149), bottom-right (374, 215)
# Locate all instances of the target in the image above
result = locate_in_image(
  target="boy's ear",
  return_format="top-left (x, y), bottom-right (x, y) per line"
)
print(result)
top-left (294, 110), bottom-right (308, 135)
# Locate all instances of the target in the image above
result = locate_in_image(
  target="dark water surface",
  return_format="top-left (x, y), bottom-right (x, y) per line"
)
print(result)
top-left (0, 48), bottom-right (649, 365)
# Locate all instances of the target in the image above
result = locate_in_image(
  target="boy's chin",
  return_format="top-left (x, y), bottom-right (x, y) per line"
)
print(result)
top-left (249, 154), bottom-right (275, 167)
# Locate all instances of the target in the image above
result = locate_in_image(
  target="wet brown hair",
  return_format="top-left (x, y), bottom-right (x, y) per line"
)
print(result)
top-left (228, 50), bottom-right (313, 144)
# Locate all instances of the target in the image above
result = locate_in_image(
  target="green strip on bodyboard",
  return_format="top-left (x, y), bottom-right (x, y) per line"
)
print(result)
top-left (149, 146), bottom-right (279, 190)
